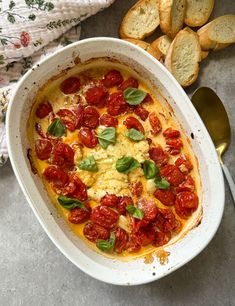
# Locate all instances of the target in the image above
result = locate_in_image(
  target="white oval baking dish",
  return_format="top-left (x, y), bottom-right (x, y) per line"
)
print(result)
top-left (6, 38), bottom-right (224, 285)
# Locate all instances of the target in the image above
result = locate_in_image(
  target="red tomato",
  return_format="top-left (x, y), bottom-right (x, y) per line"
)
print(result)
top-left (160, 164), bottom-right (185, 186)
top-left (117, 196), bottom-right (133, 215)
top-left (149, 112), bottom-right (161, 134)
top-left (68, 203), bottom-right (91, 224)
top-left (154, 208), bottom-right (176, 232)
top-left (100, 194), bottom-right (119, 207)
top-left (83, 222), bottom-right (110, 242)
top-left (132, 225), bottom-right (155, 246)
top-left (82, 106), bottom-right (100, 129)
top-left (107, 92), bottom-right (128, 116)
top-left (85, 85), bottom-right (108, 108)
top-left (138, 197), bottom-right (158, 221)
top-left (146, 138), bottom-right (152, 145)
top-left (154, 189), bottom-right (176, 206)
top-left (149, 145), bottom-right (169, 167)
top-left (152, 231), bottom-right (171, 247)
top-left (57, 109), bottom-right (78, 132)
top-left (102, 70), bottom-right (124, 88)
top-left (166, 138), bottom-right (183, 155)
top-left (91, 205), bottom-right (119, 230)
top-left (133, 105), bottom-right (149, 121)
top-left (74, 104), bottom-right (84, 129)
top-left (126, 238), bottom-right (141, 253)
top-left (173, 219), bottom-right (182, 234)
top-left (99, 113), bottom-right (118, 127)
top-left (175, 154), bottom-right (193, 174)
top-left (123, 116), bottom-right (145, 134)
top-left (62, 174), bottom-right (88, 201)
top-left (50, 142), bottom-right (74, 167)
top-left (43, 166), bottom-right (69, 188)
top-left (176, 176), bottom-right (195, 193)
top-left (79, 127), bottom-right (98, 148)
top-left (143, 93), bottom-right (153, 104)
top-left (118, 77), bottom-right (139, 91)
top-left (36, 101), bottom-right (52, 119)
top-left (129, 181), bottom-right (143, 197)
top-left (60, 77), bottom-right (81, 94)
top-left (163, 127), bottom-right (180, 138)
top-left (175, 192), bottom-right (199, 219)
top-left (35, 123), bottom-right (46, 138)
top-left (35, 139), bottom-right (52, 160)
top-left (114, 227), bottom-right (129, 253)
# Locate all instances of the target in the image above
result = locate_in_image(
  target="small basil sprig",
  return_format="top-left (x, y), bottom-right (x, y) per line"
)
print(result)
top-left (125, 128), bottom-right (144, 141)
top-left (154, 176), bottom-right (170, 189)
top-left (78, 156), bottom-right (98, 172)
top-left (57, 195), bottom-right (86, 210)
top-left (126, 205), bottom-right (144, 220)
top-left (47, 119), bottom-right (66, 137)
top-left (124, 87), bottom-right (147, 105)
top-left (96, 232), bottom-right (116, 252)
top-left (116, 156), bottom-right (140, 173)
top-left (143, 160), bottom-right (159, 179)
top-left (98, 127), bottom-right (116, 149)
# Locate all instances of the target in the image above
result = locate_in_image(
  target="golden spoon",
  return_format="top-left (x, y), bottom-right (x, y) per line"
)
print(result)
top-left (191, 87), bottom-right (235, 202)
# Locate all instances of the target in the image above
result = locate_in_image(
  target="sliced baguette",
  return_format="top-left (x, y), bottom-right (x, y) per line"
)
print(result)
top-left (119, 0), bottom-right (160, 40)
top-left (159, 0), bottom-right (186, 38)
top-left (123, 38), bottom-right (162, 61)
top-left (165, 27), bottom-right (201, 87)
top-left (151, 35), bottom-right (172, 60)
top-left (197, 15), bottom-right (235, 51)
top-left (184, 0), bottom-right (215, 27)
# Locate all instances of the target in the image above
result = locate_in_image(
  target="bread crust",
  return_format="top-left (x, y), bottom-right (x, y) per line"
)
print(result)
top-left (184, 0), bottom-right (215, 27)
top-left (151, 35), bottom-right (172, 61)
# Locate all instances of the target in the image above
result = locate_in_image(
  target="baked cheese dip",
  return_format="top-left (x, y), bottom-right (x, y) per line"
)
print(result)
top-left (28, 61), bottom-right (200, 258)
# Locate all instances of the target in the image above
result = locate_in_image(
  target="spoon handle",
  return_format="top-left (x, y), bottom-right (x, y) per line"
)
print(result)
top-left (221, 163), bottom-right (235, 205)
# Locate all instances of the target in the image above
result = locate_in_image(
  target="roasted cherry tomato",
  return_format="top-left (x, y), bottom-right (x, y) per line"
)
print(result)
top-left (126, 238), bottom-right (141, 253)
top-left (62, 174), bottom-right (88, 201)
top-left (163, 127), bottom-right (180, 138)
top-left (118, 77), bottom-right (139, 91)
top-left (57, 109), bottom-right (78, 132)
top-left (143, 93), bottom-right (153, 104)
top-left (138, 197), bottom-right (157, 221)
top-left (149, 145), bottom-right (169, 167)
top-left (68, 203), bottom-right (91, 224)
top-left (99, 113), bottom-right (118, 127)
top-left (43, 166), bottom-right (69, 188)
top-left (166, 138), bottom-right (183, 155)
top-left (35, 123), bottom-right (46, 138)
top-left (50, 142), bottom-right (74, 168)
top-left (160, 164), bottom-right (185, 186)
top-left (132, 225), bottom-right (155, 246)
top-left (83, 222), bottom-right (110, 242)
top-left (175, 192), bottom-right (199, 219)
top-left (74, 104), bottom-right (84, 129)
top-left (176, 176), bottom-right (195, 193)
top-left (175, 154), bottom-right (193, 174)
top-left (123, 116), bottom-right (144, 134)
top-left (154, 189), bottom-right (176, 206)
top-left (91, 205), bottom-right (119, 230)
top-left (107, 92), bottom-right (128, 116)
top-left (60, 77), bottom-right (81, 94)
top-left (100, 194), bottom-right (119, 207)
top-left (36, 101), bottom-right (52, 119)
top-left (133, 105), bottom-right (149, 121)
top-left (82, 106), bottom-right (100, 129)
top-left (117, 196), bottom-right (134, 215)
top-left (152, 231), bottom-right (171, 247)
top-left (102, 70), bottom-right (124, 88)
top-left (154, 208), bottom-right (176, 233)
top-left (85, 85), bottom-right (108, 108)
top-left (129, 181), bottom-right (143, 197)
top-left (35, 139), bottom-right (52, 160)
top-left (79, 127), bottom-right (98, 148)
top-left (114, 227), bottom-right (129, 253)
top-left (149, 112), bottom-right (161, 134)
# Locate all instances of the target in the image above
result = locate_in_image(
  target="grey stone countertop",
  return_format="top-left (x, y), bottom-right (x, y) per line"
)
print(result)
top-left (1, 1), bottom-right (235, 305)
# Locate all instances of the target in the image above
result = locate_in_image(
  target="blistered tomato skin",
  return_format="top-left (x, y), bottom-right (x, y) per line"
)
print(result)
top-left (79, 127), bottom-right (98, 148)
top-left (57, 109), bottom-right (78, 132)
top-left (138, 198), bottom-right (157, 221)
top-left (118, 77), bottom-right (139, 91)
top-left (74, 104), bottom-right (84, 128)
top-left (35, 139), bottom-right (52, 160)
top-left (85, 85), bottom-right (107, 107)
top-left (107, 92), bottom-right (128, 116)
top-left (149, 145), bottom-right (169, 167)
top-left (133, 226), bottom-right (155, 246)
top-left (133, 105), bottom-right (149, 121)
top-left (50, 142), bottom-right (74, 168)
top-left (160, 165), bottom-right (185, 186)
top-left (176, 176), bottom-right (195, 193)
top-left (149, 112), bottom-right (161, 134)
top-left (82, 106), bottom-right (100, 129)
top-left (91, 205), bottom-right (119, 230)
top-left (175, 192), bottom-right (199, 219)
top-left (123, 116), bottom-right (145, 134)
top-left (99, 114), bottom-right (118, 127)
top-left (129, 181), bottom-right (143, 197)
top-left (100, 194), bottom-right (119, 207)
top-left (83, 222), bottom-right (110, 242)
top-left (68, 203), bottom-right (91, 224)
top-left (117, 196), bottom-right (134, 215)
top-left (152, 231), bottom-right (171, 247)
top-left (114, 227), bottom-right (129, 253)
top-left (163, 127), bottom-right (180, 138)
top-left (43, 166), bottom-right (69, 188)
top-left (102, 70), bottom-right (124, 88)
top-left (175, 155), bottom-right (193, 174)
top-left (166, 139), bottom-right (183, 155)
top-left (60, 77), bottom-right (81, 94)
top-left (143, 93), bottom-right (153, 104)
top-left (154, 189), bottom-right (176, 206)
top-left (62, 174), bottom-right (88, 201)
top-left (36, 101), bottom-right (52, 119)
top-left (154, 208), bottom-right (176, 232)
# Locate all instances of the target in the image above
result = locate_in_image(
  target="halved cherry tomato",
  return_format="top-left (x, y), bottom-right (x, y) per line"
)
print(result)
top-left (133, 105), bottom-right (149, 121)
top-left (102, 70), bottom-right (124, 88)
top-left (107, 92), bottom-right (128, 116)
top-left (82, 106), bottom-right (100, 129)
top-left (35, 139), bottom-right (52, 160)
top-left (62, 174), bottom-right (88, 201)
top-left (85, 85), bottom-right (108, 108)
top-left (49, 142), bottom-right (74, 167)
top-left (74, 104), bottom-right (84, 129)
top-left (43, 166), bottom-right (69, 188)
top-left (175, 192), bottom-right (199, 219)
top-left (175, 154), bottom-right (193, 174)
top-left (83, 222), bottom-right (110, 242)
top-left (68, 203), bottom-right (91, 224)
top-left (154, 189), bottom-right (176, 206)
top-left (114, 227), bottom-right (129, 253)
top-left (176, 176), bottom-right (195, 193)
top-left (117, 196), bottom-right (133, 215)
top-left (138, 197), bottom-right (157, 221)
top-left (160, 165), bottom-right (185, 186)
top-left (123, 116), bottom-right (144, 134)
top-left (126, 238), bottom-right (141, 253)
top-left (91, 205), bottom-right (119, 230)
top-left (129, 181), bottom-right (143, 197)
top-left (132, 225), bottom-right (155, 246)
top-left (149, 145), bottom-right (169, 167)
top-left (99, 113), bottom-right (118, 127)
top-left (163, 127), bottom-right (180, 138)
top-left (79, 127), bottom-right (98, 148)
top-left (166, 139), bottom-right (183, 155)
top-left (154, 208), bottom-right (176, 232)
top-left (36, 101), bottom-right (52, 119)
top-left (152, 231), bottom-right (171, 247)
top-left (149, 112), bottom-right (161, 134)
top-left (57, 109), bottom-right (78, 132)
top-left (143, 93), bottom-right (153, 104)
top-left (118, 77), bottom-right (139, 91)
top-left (100, 194), bottom-right (119, 208)
top-left (60, 77), bottom-right (81, 94)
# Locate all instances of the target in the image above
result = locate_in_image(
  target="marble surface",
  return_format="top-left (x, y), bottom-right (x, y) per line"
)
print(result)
top-left (1, 0), bottom-right (235, 305)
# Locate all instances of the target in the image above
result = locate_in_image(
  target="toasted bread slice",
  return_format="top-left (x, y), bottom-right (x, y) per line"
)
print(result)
top-left (123, 38), bottom-right (162, 60)
top-left (197, 15), bottom-right (235, 50)
top-left (119, 0), bottom-right (160, 40)
top-left (159, 0), bottom-right (186, 38)
top-left (151, 35), bottom-right (172, 60)
top-left (184, 0), bottom-right (214, 27)
top-left (165, 27), bottom-right (201, 87)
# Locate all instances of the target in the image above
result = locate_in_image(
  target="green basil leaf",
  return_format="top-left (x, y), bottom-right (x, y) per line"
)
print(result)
top-left (124, 87), bottom-right (147, 105)
top-left (126, 205), bottom-right (144, 220)
top-left (154, 176), bottom-right (170, 189)
top-left (57, 195), bottom-right (85, 210)
top-left (125, 128), bottom-right (144, 141)
top-left (47, 119), bottom-right (66, 137)
top-left (98, 127), bottom-right (116, 149)
top-left (96, 232), bottom-right (116, 252)
top-left (78, 156), bottom-right (98, 172)
top-left (116, 156), bottom-right (140, 173)
top-left (143, 160), bottom-right (159, 179)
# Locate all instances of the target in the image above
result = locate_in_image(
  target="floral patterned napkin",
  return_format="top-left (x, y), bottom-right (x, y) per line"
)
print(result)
top-left (0, 0), bottom-right (115, 166)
